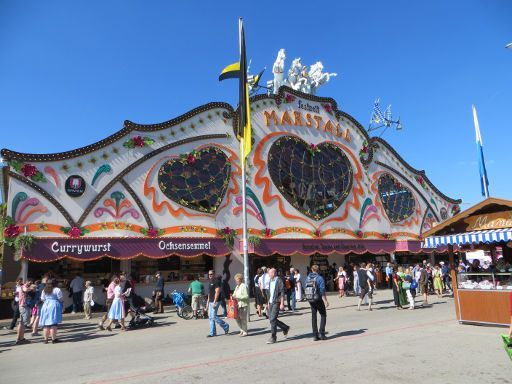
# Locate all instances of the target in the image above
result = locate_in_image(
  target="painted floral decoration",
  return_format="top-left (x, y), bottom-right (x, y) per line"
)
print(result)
top-left (123, 135), bottom-right (155, 149)
top-left (141, 227), bottom-right (165, 237)
top-left (9, 161), bottom-right (47, 182)
top-left (60, 226), bottom-right (90, 238)
top-left (314, 229), bottom-right (322, 238)
top-left (355, 230), bottom-right (364, 238)
top-left (381, 233), bottom-right (392, 240)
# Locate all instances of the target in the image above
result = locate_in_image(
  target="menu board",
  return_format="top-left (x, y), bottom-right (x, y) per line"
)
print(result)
top-left (310, 253), bottom-right (329, 271)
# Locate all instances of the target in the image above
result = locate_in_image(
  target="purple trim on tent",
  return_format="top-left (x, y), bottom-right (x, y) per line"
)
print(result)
top-left (253, 239), bottom-right (438, 256)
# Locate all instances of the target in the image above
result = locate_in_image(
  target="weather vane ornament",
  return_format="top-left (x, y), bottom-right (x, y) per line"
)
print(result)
top-left (367, 98), bottom-right (402, 137)
top-left (266, 49), bottom-right (337, 95)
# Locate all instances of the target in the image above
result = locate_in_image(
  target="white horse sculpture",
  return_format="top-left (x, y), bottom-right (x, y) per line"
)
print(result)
top-left (272, 49), bottom-right (286, 94)
top-left (308, 62), bottom-right (337, 95)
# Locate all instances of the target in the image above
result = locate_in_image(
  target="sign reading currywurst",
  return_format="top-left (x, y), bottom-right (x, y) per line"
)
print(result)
top-left (23, 238), bottom-right (229, 262)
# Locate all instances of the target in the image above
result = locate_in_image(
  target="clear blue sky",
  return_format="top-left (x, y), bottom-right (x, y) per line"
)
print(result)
top-left (0, 0), bottom-right (510, 206)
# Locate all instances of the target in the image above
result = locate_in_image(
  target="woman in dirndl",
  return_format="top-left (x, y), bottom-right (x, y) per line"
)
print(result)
top-left (104, 278), bottom-right (126, 331)
top-left (334, 267), bottom-right (347, 298)
top-left (39, 280), bottom-right (64, 344)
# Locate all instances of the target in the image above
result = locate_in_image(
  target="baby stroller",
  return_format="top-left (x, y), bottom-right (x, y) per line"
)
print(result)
top-left (127, 292), bottom-right (155, 329)
top-left (170, 290), bottom-right (194, 320)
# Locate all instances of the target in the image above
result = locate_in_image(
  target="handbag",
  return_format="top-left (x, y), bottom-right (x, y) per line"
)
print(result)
top-left (402, 282), bottom-right (411, 290)
top-left (410, 280), bottom-right (418, 290)
top-left (227, 295), bottom-right (239, 319)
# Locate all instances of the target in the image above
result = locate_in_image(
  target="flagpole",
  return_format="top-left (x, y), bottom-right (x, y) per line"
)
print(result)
top-left (239, 18), bottom-right (250, 323)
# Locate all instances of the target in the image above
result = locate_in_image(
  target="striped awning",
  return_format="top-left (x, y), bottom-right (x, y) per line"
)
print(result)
top-left (422, 228), bottom-right (512, 248)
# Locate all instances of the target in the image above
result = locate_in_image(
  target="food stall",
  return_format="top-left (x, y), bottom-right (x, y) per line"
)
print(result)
top-left (422, 197), bottom-right (512, 326)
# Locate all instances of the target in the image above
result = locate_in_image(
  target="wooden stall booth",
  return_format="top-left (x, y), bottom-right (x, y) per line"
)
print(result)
top-left (422, 197), bottom-right (512, 326)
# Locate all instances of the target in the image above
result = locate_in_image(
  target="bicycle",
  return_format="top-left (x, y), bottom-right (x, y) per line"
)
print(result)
top-left (170, 290), bottom-right (194, 320)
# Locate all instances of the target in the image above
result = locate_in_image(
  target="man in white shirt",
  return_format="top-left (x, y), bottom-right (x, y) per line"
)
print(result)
top-left (69, 273), bottom-right (84, 314)
top-left (357, 263), bottom-right (375, 311)
top-left (259, 266), bottom-right (270, 317)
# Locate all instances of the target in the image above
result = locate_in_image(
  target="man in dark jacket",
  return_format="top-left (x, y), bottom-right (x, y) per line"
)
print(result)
top-left (306, 265), bottom-right (329, 340)
top-left (266, 268), bottom-right (290, 344)
top-left (153, 271), bottom-right (165, 314)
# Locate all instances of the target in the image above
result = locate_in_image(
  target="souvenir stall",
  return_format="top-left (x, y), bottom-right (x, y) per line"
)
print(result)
top-left (1, 51), bottom-right (460, 316)
top-left (423, 197), bottom-right (512, 326)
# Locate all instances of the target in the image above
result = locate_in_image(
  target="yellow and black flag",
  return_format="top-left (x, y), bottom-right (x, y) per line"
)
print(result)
top-left (219, 18), bottom-right (251, 165)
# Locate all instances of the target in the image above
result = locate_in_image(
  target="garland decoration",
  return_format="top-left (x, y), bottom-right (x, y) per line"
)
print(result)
top-left (9, 161), bottom-right (47, 182)
top-left (248, 235), bottom-right (261, 247)
top-left (60, 226), bottom-right (90, 238)
top-left (123, 135), bottom-right (155, 149)
top-left (141, 227), bottom-right (165, 237)
top-left (217, 227), bottom-right (237, 249)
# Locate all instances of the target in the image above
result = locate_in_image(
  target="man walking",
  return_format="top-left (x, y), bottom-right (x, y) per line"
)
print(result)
top-left (266, 268), bottom-right (290, 344)
top-left (357, 263), bottom-right (374, 311)
top-left (418, 265), bottom-right (429, 305)
top-left (206, 270), bottom-right (229, 337)
top-left (188, 275), bottom-right (204, 319)
top-left (15, 278), bottom-right (33, 345)
top-left (259, 266), bottom-right (270, 317)
top-left (153, 271), bottom-right (165, 314)
top-left (69, 273), bottom-right (84, 314)
top-left (305, 265), bottom-right (329, 341)
top-left (385, 262), bottom-right (393, 289)
top-left (285, 269), bottom-right (296, 311)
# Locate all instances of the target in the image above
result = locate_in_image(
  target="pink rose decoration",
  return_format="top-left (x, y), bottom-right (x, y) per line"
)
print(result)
top-left (133, 136), bottom-right (145, 147)
top-left (285, 94), bottom-right (294, 103)
top-left (356, 230), bottom-right (363, 238)
top-left (315, 229), bottom-right (321, 237)
top-left (68, 227), bottom-right (82, 238)
top-left (21, 164), bottom-right (37, 178)
top-left (265, 228), bottom-right (272, 237)
top-left (4, 224), bottom-right (20, 238)
top-left (323, 104), bottom-right (332, 113)
top-left (223, 227), bottom-right (231, 235)
top-left (310, 144), bottom-right (316, 151)
top-left (147, 227), bottom-right (159, 237)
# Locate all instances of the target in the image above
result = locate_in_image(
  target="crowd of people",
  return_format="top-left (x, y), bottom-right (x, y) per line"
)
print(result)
top-left (6, 259), bottom-right (510, 348)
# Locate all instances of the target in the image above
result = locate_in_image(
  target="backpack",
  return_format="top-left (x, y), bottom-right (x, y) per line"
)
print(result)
top-left (284, 278), bottom-right (291, 290)
top-left (304, 276), bottom-right (320, 302)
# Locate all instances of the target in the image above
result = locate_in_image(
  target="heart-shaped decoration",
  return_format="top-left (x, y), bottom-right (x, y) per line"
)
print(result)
top-left (158, 147), bottom-right (231, 214)
top-left (377, 173), bottom-right (416, 223)
top-left (268, 136), bottom-right (353, 220)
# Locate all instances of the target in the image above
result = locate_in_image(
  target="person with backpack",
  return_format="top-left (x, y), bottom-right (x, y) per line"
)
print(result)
top-left (305, 265), bottom-right (329, 341)
top-left (357, 263), bottom-right (375, 311)
top-left (266, 268), bottom-right (290, 344)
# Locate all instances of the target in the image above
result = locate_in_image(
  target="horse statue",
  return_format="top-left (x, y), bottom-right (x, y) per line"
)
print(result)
top-left (272, 49), bottom-right (286, 94)
top-left (286, 57), bottom-right (303, 91)
top-left (308, 62), bottom-right (337, 95)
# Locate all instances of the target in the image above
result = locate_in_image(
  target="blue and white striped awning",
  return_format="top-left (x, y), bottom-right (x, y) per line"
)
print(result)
top-left (422, 228), bottom-right (512, 248)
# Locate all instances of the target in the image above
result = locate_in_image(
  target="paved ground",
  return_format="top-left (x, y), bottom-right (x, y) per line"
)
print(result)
top-left (1, 290), bottom-right (510, 384)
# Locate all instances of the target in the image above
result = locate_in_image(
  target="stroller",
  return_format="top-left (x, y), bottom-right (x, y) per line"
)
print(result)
top-left (170, 290), bottom-right (194, 320)
top-left (127, 292), bottom-right (155, 329)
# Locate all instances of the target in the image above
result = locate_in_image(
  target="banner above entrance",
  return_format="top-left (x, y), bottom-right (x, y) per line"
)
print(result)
top-left (21, 237), bottom-right (231, 262)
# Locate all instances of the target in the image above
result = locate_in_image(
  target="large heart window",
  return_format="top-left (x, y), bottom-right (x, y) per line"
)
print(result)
top-left (377, 173), bottom-right (416, 223)
top-left (268, 136), bottom-right (353, 220)
top-left (158, 147), bottom-right (231, 214)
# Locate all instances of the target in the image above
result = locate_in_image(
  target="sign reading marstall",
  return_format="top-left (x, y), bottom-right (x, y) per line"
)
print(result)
top-left (23, 238), bottom-right (231, 262)
top-left (465, 211), bottom-right (512, 231)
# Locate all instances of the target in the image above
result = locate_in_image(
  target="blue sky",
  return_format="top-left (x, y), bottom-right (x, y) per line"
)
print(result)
top-left (0, 0), bottom-right (510, 207)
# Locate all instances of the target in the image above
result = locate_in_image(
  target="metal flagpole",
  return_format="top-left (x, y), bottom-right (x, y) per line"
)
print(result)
top-left (239, 18), bottom-right (250, 323)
